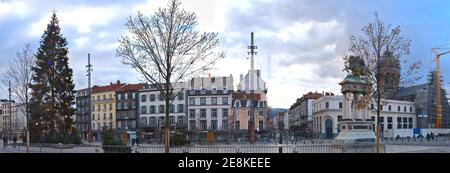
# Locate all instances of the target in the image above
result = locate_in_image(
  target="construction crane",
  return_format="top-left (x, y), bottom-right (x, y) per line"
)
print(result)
top-left (431, 47), bottom-right (450, 128)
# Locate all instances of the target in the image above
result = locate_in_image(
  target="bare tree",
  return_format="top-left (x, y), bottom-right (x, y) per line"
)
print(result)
top-left (117, 0), bottom-right (225, 153)
top-left (346, 13), bottom-right (420, 152)
top-left (0, 44), bottom-right (35, 153)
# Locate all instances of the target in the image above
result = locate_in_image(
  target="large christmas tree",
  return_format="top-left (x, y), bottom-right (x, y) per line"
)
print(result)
top-left (30, 13), bottom-right (76, 143)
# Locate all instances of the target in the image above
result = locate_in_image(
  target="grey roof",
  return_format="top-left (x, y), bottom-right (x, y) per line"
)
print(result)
top-left (391, 83), bottom-right (428, 98)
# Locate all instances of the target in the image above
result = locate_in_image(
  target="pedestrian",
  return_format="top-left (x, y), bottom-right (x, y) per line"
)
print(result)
top-left (136, 137), bottom-right (139, 146)
top-left (2, 135), bottom-right (7, 150)
top-left (13, 136), bottom-right (17, 148)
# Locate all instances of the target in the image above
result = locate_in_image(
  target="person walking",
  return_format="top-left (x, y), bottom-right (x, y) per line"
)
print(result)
top-left (2, 135), bottom-right (8, 150)
top-left (13, 136), bottom-right (17, 148)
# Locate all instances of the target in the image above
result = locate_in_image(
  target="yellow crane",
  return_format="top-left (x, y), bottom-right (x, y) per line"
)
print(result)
top-left (431, 47), bottom-right (450, 128)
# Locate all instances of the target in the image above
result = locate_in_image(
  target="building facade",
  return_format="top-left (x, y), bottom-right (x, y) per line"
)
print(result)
top-left (138, 82), bottom-right (186, 141)
top-left (75, 88), bottom-right (91, 140)
top-left (392, 71), bottom-right (450, 128)
top-left (116, 83), bottom-right (143, 141)
top-left (91, 81), bottom-right (124, 139)
top-left (313, 95), bottom-right (417, 139)
top-left (289, 92), bottom-right (324, 132)
top-left (187, 76), bottom-right (234, 141)
top-left (0, 100), bottom-right (26, 137)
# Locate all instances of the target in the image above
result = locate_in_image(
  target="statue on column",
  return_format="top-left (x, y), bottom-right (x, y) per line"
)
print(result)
top-left (336, 55), bottom-right (375, 143)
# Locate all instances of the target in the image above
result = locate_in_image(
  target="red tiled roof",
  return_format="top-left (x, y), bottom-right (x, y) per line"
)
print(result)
top-left (92, 81), bottom-right (125, 93)
top-left (119, 83), bottom-right (145, 91)
top-left (232, 92), bottom-right (261, 100)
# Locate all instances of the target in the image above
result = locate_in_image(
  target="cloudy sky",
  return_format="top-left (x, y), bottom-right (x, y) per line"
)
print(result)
top-left (1, 0), bottom-right (450, 108)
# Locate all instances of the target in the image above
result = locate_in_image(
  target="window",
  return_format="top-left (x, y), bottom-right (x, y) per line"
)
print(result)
top-left (178, 92), bottom-right (184, 100)
top-left (103, 95), bottom-right (106, 101)
top-left (200, 109), bottom-right (206, 118)
top-left (117, 94), bottom-right (121, 100)
top-left (211, 97), bottom-right (217, 105)
top-left (259, 110), bottom-right (263, 116)
top-left (387, 117), bottom-right (392, 129)
top-left (159, 94), bottom-right (163, 101)
top-left (103, 113), bottom-right (106, 120)
top-left (109, 113), bottom-right (113, 120)
top-left (149, 94), bottom-right (155, 101)
top-left (236, 101), bottom-right (240, 107)
top-left (211, 77), bottom-right (215, 83)
top-left (124, 102), bottom-right (128, 109)
top-left (410, 107), bottom-right (413, 113)
top-left (190, 120), bottom-right (196, 130)
top-left (259, 121), bottom-right (264, 130)
top-left (200, 97), bottom-right (206, 105)
top-left (388, 105), bottom-right (391, 111)
top-left (371, 104), bottom-right (374, 110)
top-left (200, 120), bottom-right (207, 130)
top-left (403, 117), bottom-right (408, 129)
top-left (338, 115), bottom-right (342, 122)
top-left (325, 102), bottom-right (329, 109)
top-left (117, 102), bottom-right (122, 110)
top-left (97, 114), bottom-right (100, 121)
top-left (211, 109), bottom-right (217, 118)
top-left (150, 117), bottom-right (156, 127)
top-left (222, 109), bottom-right (228, 118)
top-left (339, 102), bottom-right (342, 109)
top-left (223, 120), bottom-right (228, 130)
top-left (141, 95), bottom-right (147, 102)
top-left (169, 104), bottom-right (175, 113)
top-left (397, 117), bottom-right (402, 129)
top-left (109, 94), bottom-right (112, 99)
top-left (408, 118), bottom-right (413, 128)
top-left (170, 116), bottom-right (174, 125)
top-left (132, 102), bottom-right (136, 109)
top-left (92, 114), bottom-right (95, 121)
top-left (141, 106), bottom-right (147, 114)
top-left (201, 89), bottom-right (206, 95)
top-left (189, 98), bottom-right (195, 105)
top-left (177, 116), bottom-right (184, 125)
top-left (132, 93), bottom-right (136, 99)
top-left (404, 106), bottom-right (406, 112)
top-left (150, 106), bottom-right (155, 114)
top-left (211, 120), bottom-right (217, 130)
top-left (212, 88), bottom-right (217, 94)
top-left (178, 104), bottom-right (184, 113)
top-left (379, 117), bottom-right (384, 129)
top-left (371, 116), bottom-right (375, 121)
top-left (189, 109), bottom-right (196, 119)
top-left (259, 101), bottom-right (264, 107)
top-left (159, 105), bottom-right (165, 113)
top-left (222, 97), bottom-right (228, 105)
top-left (380, 105), bottom-right (383, 111)
top-left (223, 77), bottom-right (227, 87)
top-left (103, 104), bottom-right (106, 111)
top-left (97, 96), bottom-right (100, 101)
top-left (191, 79), bottom-right (195, 88)
top-left (92, 123), bottom-right (96, 130)
top-left (235, 121), bottom-right (240, 130)
top-left (398, 106), bottom-right (400, 112)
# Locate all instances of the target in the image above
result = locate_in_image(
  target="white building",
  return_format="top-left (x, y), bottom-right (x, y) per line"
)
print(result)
top-left (313, 95), bottom-right (417, 139)
top-left (138, 82), bottom-right (187, 132)
top-left (187, 75), bottom-right (234, 133)
top-left (0, 100), bottom-right (27, 137)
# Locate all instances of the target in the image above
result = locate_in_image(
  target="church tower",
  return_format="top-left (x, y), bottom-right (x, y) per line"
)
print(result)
top-left (379, 51), bottom-right (401, 99)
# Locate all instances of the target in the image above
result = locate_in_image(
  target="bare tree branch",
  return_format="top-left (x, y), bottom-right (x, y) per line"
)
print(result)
top-left (116, 0), bottom-right (225, 153)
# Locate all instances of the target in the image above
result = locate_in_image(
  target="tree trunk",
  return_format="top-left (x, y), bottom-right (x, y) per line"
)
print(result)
top-left (165, 83), bottom-right (171, 153)
top-left (376, 78), bottom-right (381, 153)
